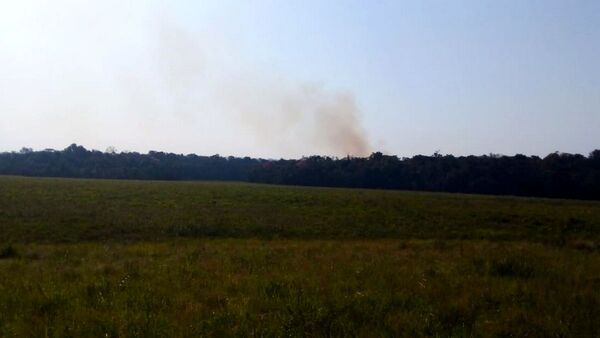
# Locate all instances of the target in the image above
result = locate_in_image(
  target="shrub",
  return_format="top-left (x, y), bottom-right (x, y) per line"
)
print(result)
top-left (0, 245), bottom-right (18, 259)
top-left (491, 256), bottom-right (536, 278)
top-left (568, 240), bottom-right (596, 251)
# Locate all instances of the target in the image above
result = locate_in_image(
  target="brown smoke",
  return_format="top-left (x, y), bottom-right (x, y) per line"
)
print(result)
top-left (216, 79), bottom-right (371, 156)
top-left (314, 93), bottom-right (371, 156)
top-left (0, 2), bottom-right (372, 157)
top-left (154, 21), bottom-right (372, 157)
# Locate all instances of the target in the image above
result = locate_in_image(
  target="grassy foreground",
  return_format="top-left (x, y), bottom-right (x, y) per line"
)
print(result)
top-left (0, 176), bottom-right (599, 336)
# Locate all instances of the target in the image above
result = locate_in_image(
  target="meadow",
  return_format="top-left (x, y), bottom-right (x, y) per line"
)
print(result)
top-left (0, 176), bottom-right (599, 337)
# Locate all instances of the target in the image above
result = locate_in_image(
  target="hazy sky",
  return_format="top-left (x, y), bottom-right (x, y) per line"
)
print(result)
top-left (1, 0), bottom-right (599, 158)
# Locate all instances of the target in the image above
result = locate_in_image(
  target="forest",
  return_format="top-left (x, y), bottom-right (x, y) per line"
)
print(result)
top-left (1, 144), bottom-right (599, 200)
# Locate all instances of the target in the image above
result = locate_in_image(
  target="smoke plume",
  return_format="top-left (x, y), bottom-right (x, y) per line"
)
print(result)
top-left (0, 2), bottom-right (371, 157)
top-left (216, 79), bottom-right (370, 156)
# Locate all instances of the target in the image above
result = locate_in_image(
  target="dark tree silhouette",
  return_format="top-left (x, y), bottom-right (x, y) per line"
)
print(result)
top-left (1, 144), bottom-right (599, 200)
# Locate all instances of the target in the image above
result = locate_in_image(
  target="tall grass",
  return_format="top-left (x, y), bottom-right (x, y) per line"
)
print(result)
top-left (0, 176), bottom-right (598, 336)
top-left (0, 241), bottom-right (598, 337)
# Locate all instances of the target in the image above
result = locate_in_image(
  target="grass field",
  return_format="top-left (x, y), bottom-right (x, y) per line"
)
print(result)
top-left (0, 176), bottom-right (599, 336)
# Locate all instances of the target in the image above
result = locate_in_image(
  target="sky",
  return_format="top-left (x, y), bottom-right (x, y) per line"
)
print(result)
top-left (0, 0), bottom-right (599, 158)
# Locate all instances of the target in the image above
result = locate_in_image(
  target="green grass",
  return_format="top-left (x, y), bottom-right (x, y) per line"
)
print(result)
top-left (1, 176), bottom-right (599, 243)
top-left (0, 176), bottom-right (599, 336)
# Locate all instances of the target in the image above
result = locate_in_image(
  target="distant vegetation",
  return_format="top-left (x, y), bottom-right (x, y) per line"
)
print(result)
top-left (2, 144), bottom-right (600, 199)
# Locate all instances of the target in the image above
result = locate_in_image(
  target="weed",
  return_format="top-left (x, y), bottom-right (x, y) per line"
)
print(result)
top-left (490, 256), bottom-right (536, 278)
top-left (0, 245), bottom-right (18, 259)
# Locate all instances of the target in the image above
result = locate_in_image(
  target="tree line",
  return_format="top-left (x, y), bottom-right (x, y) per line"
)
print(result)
top-left (1, 144), bottom-right (599, 200)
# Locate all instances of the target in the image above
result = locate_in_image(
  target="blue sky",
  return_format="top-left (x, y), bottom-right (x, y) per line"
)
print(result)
top-left (1, 1), bottom-right (598, 157)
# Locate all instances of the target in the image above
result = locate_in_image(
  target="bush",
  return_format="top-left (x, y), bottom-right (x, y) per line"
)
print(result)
top-left (491, 257), bottom-right (536, 278)
top-left (0, 245), bottom-right (18, 259)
